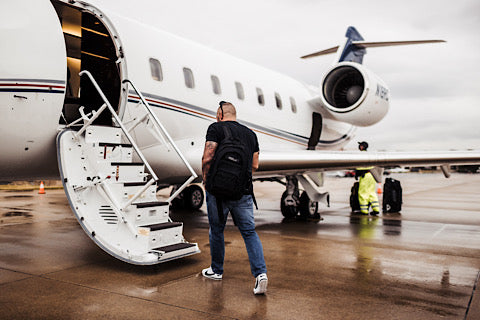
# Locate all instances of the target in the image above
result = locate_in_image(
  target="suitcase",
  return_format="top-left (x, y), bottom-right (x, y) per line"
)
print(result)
top-left (383, 178), bottom-right (402, 213)
top-left (350, 182), bottom-right (360, 212)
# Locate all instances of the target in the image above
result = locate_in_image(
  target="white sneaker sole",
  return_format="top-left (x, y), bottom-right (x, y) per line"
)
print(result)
top-left (254, 278), bottom-right (268, 295)
top-left (202, 270), bottom-right (222, 281)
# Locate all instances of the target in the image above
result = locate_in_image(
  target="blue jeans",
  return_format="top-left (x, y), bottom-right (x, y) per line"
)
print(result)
top-left (206, 191), bottom-right (267, 277)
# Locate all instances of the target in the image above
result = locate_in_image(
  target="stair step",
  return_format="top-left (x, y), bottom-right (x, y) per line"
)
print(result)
top-left (124, 182), bottom-right (148, 187)
top-left (141, 222), bottom-right (182, 231)
top-left (152, 242), bottom-right (197, 253)
top-left (111, 162), bottom-right (144, 166)
top-left (99, 142), bottom-right (133, 148)
top-left (134, 201), bottom-right (169, 208)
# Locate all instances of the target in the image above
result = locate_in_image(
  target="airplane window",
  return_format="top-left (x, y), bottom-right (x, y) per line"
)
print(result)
top-left (149, 58), bottom-right (163, 81)
top-left (235, 82), bottom-right (245, 100)
top-left (275, 92), bottom-right (283, 110)
top-left (256, 88), bottom-right (265, 106)
top-left (183, 67), bottom-right (195, 88)
top-left (290, 97), bottom-right (297, 113)
top-left (211, 75), bottom-right (221, 94)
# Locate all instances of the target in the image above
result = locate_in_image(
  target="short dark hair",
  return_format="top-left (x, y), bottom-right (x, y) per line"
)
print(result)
top-left (219, 101), bottom-right (227, 119)
top-left (218, 101), bottom-right (236, 118)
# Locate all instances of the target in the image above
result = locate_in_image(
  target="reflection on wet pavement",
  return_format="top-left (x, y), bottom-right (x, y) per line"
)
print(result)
top-left (0, 173), bottom-right (479, 319)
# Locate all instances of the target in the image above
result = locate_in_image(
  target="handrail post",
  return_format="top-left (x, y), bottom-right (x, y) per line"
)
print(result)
top-left (122, 79), bottom-right (197, 177)
top-left (74, 103), bottom-right (107, 139)
top-left (79, 71), bottom-right (159, 183)
top-left (77, 71), bottom-right (199, 211)
top-left (122, 79), bottom-right (198, 198)
top-left (121, 178), bottom-right (156, 211)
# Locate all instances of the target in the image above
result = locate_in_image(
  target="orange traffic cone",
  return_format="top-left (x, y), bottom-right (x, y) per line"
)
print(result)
top-left (38, 181), bottom-right (46, 194)
top-left (377, 183), bottom-right (382, 194)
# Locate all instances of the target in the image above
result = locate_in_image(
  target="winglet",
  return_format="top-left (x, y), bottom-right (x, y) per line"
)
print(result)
top-left (338, 26), bottom-right (366, 63)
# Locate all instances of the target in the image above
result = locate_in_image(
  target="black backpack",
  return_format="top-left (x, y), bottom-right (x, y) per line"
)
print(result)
top-left (350, 182), bottom-right (360, 212)
top-left (205, 124), bottom-right (250, 201)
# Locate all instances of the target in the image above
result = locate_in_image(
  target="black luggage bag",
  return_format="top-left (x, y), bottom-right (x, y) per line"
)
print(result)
top-left (350, 182), bottom-right (360, 212)
top-left (383, 178), bottom-right (402, 213)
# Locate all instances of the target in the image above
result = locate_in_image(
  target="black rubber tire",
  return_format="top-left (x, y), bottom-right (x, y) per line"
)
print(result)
top-left (184, 185), bottom-right (205, 210)
top-left (280, 190), bottom-right (299, 218)
top-left (299, 191), bottom-right (319, 219)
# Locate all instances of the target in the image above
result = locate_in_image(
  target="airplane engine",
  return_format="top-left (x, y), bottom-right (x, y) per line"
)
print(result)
top-left (320, 62), bottom-right (390, 127)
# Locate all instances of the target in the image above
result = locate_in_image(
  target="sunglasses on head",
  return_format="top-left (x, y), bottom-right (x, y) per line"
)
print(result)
top-left (219, 101), bottom-right (228, 119)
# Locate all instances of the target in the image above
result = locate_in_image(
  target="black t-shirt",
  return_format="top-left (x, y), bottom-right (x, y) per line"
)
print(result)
top-left (206, 121), bottom-right (259, 193)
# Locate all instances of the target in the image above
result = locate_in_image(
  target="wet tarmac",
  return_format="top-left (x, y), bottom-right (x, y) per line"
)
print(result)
top-left (1, 172), bottom-right (479, 319)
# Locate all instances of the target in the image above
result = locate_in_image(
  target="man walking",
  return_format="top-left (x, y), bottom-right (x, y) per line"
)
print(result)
top-left (201, 101), bottom-right (268, 295)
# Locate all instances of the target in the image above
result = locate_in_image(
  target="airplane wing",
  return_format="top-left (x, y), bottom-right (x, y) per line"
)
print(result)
top-left (257, 150), bottom-right (480, 175)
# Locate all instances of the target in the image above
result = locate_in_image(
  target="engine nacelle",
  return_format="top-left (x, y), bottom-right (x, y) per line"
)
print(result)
top-left (320, 62), bottom-right (389, 127)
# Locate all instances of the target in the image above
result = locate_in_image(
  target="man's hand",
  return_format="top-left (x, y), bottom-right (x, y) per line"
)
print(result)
top-left (202, 141), bottom-right (218, 183)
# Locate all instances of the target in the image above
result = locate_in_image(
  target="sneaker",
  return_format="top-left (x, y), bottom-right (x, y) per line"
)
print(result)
top-left (202, 267), bottom-right (222, 280)
top-left (253, 273), bottom-right (268, 295)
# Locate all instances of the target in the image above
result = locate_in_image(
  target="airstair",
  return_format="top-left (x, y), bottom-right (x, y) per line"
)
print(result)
top-left (57, 71), bottom-right (200, 264)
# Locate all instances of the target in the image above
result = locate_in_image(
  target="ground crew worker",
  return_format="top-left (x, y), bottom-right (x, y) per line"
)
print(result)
top-left (356, 141), bottom-right (380, 215)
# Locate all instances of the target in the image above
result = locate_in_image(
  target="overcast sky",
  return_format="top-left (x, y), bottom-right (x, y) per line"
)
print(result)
top-left (90, 0), bottom-right (480, 151)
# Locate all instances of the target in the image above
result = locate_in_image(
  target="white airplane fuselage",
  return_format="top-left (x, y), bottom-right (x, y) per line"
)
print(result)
top-left (0, 0), bottom-right (390, 183)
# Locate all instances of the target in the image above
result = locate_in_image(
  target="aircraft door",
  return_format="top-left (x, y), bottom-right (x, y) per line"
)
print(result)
top-left (0, 0), bottom-right (67, 179)
top-left (51, 0), bottom-right (124, 126)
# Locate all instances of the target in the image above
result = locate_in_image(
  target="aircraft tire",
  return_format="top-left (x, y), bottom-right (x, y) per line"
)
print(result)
top-left (280, 191), bottom-right (299, 218)
top-left (299, 191), bottom-right (319, 220)
top-left (184, 185), bottom-right (204, 210)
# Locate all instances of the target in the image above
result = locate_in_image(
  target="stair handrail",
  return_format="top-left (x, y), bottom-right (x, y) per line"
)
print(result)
top-left (77, 71), bottom-right (159, 186)
top-left (121, 79), bottom-right (198, 202)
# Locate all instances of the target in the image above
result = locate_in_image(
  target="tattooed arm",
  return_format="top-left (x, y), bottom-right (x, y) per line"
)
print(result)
top-left (202, 141), bottom-right (218, 183)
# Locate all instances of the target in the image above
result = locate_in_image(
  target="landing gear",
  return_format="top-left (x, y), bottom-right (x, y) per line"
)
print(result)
top-left (280, 176), bottom-right (300, 218)
top-left (281, 190), bottom-right (299, 218)
top-left (299, 191), bottom-right (320, 220)
top-left (278, 175), bottom-right (325, 221)
top-left (170, 184), bottom-right (204, 210)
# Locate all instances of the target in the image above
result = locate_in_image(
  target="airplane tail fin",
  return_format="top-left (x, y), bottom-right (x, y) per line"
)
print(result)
top-left (301, 26), bottom-right (445, 64)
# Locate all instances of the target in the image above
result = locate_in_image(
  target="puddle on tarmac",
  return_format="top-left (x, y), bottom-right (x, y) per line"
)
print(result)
top-left (3, 211), bottom-right (33, 218)
top-left (48, 202), bottom-right (70, 208)
top-left (4, 195), bottom-right (34, 198)
top-left (1, 207), bottom-right (34, 224)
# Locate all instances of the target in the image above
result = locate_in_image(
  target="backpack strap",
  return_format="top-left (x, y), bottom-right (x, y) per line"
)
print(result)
top-left (216, 196), bottom-right (225, 225)
top-left (222, 124), bottom-right (232, 140)
top-left (252, 192), bottom-right (258, 210)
